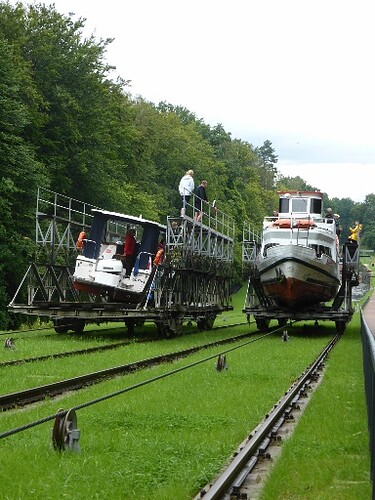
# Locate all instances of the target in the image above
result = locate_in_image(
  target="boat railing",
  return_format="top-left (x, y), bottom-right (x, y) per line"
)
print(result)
top-left (35, 186), bottom-right (102, 265)
top-left (242, 223), bottom-right (261, 266)
top-left (166, 191), bottom-right (235, 263)
top-left (181, 191), bottom-right (235, 240)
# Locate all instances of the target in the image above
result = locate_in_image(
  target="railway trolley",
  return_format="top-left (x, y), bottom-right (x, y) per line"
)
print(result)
top-left (242, 191), bottom-right (360, 333)
top-left (8, 188), bottom-right (235, 336)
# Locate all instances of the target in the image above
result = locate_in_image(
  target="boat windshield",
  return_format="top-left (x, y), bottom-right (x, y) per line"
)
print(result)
top-left (279, 196), bottom-right (322, 215)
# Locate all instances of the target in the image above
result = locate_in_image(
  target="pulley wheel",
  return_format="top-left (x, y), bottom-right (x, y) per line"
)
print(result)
top-left (52, 408), bottom-right (79, 451)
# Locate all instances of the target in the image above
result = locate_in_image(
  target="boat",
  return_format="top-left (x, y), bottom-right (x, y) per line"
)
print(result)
top-left (73, 209), bottom-right (166, 303)
top-left (254, 191), bottom-right (341, 308)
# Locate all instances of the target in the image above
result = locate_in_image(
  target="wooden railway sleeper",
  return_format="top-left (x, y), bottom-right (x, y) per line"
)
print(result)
top-left (258, 436), bottom-right (271, 457)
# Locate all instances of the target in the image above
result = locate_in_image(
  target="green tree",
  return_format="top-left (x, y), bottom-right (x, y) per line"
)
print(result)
top-left (0, 35), bottom-right (47, 327)
top-left (255, 139), bottom-right (278, 190)
top-left (361, 194), bottom-right (375, 249)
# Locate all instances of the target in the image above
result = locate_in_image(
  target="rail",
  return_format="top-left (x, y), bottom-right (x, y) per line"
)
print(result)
top-left (360, 306), bottom-right (375, 496)
top-left (198, 333), bottom-right (341, 498)
top-left (0, 326), bottom-right (269, 413)
top-left (180, 191), bottom-right (235, 241)
top-left (35, 186), bottom-right (101, 264)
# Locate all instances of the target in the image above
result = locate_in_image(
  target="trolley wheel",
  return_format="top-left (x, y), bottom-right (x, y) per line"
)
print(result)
top-left (206, 314), bottom-right (216, 329)
top-left (335, 321), bottom-right (346, 334)
top-left (72, 320), bottom-right (85, 334)
top-left (197, 319), bottom-right (206, 331)
top-left (125, 319), bottom-right (135, 335)
top-left (197, 314), bottom-right (216, 331)
top-left (54, 319), bottom-right (69, 334)
top-left (256, 318), bottom-right (270, 332)
top-left (168, 317), bottom-right (183, 335)
top-left (52, 408), bottom-right (80, 451)
top-left (156, 322), bottom-right (170, 338)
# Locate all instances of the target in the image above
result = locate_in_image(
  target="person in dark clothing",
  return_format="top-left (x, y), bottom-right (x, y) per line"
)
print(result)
top-left (194, 180), bottom-right (208, 221)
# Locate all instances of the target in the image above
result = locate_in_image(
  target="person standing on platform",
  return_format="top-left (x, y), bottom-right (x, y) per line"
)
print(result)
top-left (178, 170), bottom-right (194, 215)
top-left (123, 228), bottom-right (136, 276)
top-left (348, 221), bottom-right (362, 245)
top-left (194, 180), bottom-right (208, 221)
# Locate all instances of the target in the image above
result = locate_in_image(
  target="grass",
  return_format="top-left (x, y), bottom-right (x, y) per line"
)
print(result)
top-left (0, 286), bottom-right (249, 395)
top-left (0, 321), bottom-right (256, 395)
top-left (259, 303), bottom-right (372, 499)
top-left (0, 325), bottom-right (332, 499)
top-left (1, 285), bottom-right (372, 498)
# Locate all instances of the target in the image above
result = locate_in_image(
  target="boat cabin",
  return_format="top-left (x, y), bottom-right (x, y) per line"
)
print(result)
top-left (277, 191), bottom-right (323, 219)
top-left (82, 209), bottom-right (166, 271)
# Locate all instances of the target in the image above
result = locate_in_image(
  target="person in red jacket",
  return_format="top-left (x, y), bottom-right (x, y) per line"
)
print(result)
top-left (123, 228), bottom-right (136, 276)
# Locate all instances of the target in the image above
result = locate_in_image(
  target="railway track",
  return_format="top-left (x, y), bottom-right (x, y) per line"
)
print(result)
top-left (196, 332), bottom-right (340, 499)
top-left (0, 321), bottom-right (248, 368)
top-left (0, 340), bottom-right (132, 368)
top-left (0, 325), bottom-right (269, 411)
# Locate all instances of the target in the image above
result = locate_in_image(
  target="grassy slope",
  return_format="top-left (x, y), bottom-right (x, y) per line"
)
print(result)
top-left (0, 289), bottom-right (338, 499)
top-left (260, 307), bottom-right (372, 499)
top-left (1, 285), bottom-right (372, 498)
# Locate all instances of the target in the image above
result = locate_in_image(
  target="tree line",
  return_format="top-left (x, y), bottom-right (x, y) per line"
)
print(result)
top-left (0, 2), bottom-right (374, 329)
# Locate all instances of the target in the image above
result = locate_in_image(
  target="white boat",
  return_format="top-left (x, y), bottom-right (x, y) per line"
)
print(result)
top-left (256, 191), bottom-right (341, 308)
top-left (73, 209), bottom-right (166, 303)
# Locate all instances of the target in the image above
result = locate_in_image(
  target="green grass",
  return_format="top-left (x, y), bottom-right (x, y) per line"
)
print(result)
top-left (0, 286), bottom-right (250, 395)
top-left (259, 311), bottom-right (372, 499)
top-left (2, 284), bottom-right (371, 498)
top-left (0, 326), bottom-right (331, 499)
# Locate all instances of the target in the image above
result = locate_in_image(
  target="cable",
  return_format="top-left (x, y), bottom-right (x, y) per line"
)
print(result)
top-left (0, 331), bottom-right (272, 440)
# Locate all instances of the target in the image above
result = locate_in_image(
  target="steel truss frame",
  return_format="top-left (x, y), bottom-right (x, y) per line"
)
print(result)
top-left (9, 189), bottom-right (235, 334)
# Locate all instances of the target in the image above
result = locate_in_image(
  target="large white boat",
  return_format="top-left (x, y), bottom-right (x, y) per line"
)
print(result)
top-left (255, 191), bottom-right (341, 308)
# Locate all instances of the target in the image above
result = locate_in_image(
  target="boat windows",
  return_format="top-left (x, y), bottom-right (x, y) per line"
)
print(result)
top-left (279, 196), bottom-right (322, 215)
top-left (310, 198), bottom-right (322, 214)
top-left (279, 198), bottom-right (289, 213)
top-left (263, 242), bottom-right (279, 256)
top-left (311, 244), bottom-right (332, 258)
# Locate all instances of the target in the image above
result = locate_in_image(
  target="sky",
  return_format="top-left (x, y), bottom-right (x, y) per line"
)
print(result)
top-left (14, 0), bottom-right (375, 202)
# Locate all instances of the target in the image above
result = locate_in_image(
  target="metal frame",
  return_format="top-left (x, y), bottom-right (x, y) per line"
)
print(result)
top-left (8, 189), bottom-right (235, 334)
top-left (242, 223), bottom-right (358, 332)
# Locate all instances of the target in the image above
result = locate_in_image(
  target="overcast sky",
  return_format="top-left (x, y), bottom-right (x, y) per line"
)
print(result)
top-left (18, 0), bottom-right (375, 202)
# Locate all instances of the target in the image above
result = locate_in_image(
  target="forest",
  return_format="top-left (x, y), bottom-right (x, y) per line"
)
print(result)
top-left (1, 1), bottom-right (374, 329)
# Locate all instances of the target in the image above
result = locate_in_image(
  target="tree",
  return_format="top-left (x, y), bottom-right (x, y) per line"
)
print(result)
top-left (0, 35), bottom-right (47, 327)
top-left (361, 194), bottom-right (375, 249)
top-left (255, 139), bottom-right (278, 190)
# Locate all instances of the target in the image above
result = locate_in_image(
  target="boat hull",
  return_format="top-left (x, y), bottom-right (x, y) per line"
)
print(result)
top-left (257, 245), bottom-right (340, 308)
top-left (72, 256), bottom-right (153, 304)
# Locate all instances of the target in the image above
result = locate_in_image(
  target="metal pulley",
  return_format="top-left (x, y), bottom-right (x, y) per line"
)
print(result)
top-left (215, 354), bottom-right (228, 371)
top-left (52, 408), bottom-right (80, 452)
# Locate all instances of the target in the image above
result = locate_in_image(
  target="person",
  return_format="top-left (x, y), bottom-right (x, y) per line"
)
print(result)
top-left (178, 170), bottom-right (194, 214)
top-left (194, 180), bottom-right (208, 221)
top-left (348, 221), bottom-right (362, 245)
top-left (325, 208), bottom-right (342, 235)
top-left (122, 228), bottom-right (136, 275)
top-left (153, 240), bottom-right (165, 266)
top-left (76, 230), bottom-right (86, 252)
top-left (334, 214), bottom-right (342, 236)
top-left (325, 208), bottom-right (334, 219)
